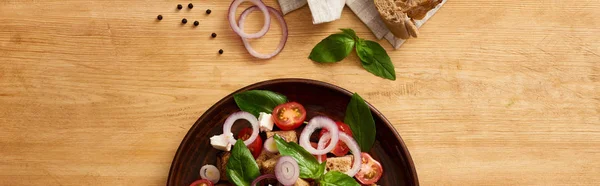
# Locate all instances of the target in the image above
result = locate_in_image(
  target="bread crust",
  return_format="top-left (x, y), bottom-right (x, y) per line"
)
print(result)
top-left (375, 0), bottom-right (441, 39)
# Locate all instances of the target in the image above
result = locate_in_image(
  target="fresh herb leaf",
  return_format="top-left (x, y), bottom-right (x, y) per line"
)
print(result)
top-left (273, 135), bottom-right (326, 179)
top-left (234, 90), bottom-right (287, 117)
top-left (340, 28), bottom-right (358, 40)
top-left (309, 28), bottom-right (396, 80)
top-left (344, 93), bottom-right (376, 152)
top-left (318, 171), bottom-right (361, 186)
top-left (356, 39), bottom-right (396, 80)
top-left (226, 139), bottom-right (260, 186)
top-left (309, 33), bottom-right (355, 63)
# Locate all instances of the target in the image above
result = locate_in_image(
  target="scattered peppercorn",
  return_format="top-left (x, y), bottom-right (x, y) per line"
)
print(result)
top-left (177, 4), bottom-right (183, 9)
top-left (188, 3), bottom-right (193, 9)
top-left (206, 9), bottom-right (212, 14)
top-left (211, 33), bottom-right (217, 38)
top-left (182, 18), bottom-right (188, 24)
top-left (157, 15), bottom-right (163, 20)
top-left (194, 21), bottom-right (199, 26)
top-left (218, 49), bottom-right (223, 54)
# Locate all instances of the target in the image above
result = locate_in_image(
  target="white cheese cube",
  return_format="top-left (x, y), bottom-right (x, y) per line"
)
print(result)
top-left (258, 112), bottom-right (274, 132)
top-left (307, 0), bottom-right (345, 24)
top-left (210, 133), bottom-right (232, 151)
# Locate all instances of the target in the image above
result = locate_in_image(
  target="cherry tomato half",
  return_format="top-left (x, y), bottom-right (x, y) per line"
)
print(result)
top-left (190, 179), bottom-right (214, 186)
top-left (355, 153), bottom-right (383, 185)
top-left (237, 127), bottom-right (263, 159)
top-left (271, 102), bottom-right (307, 131)
top-left (319, 121), bottom-right (353, 157)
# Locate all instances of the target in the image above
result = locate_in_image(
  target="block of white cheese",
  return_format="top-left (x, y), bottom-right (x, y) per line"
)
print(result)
top-left (307, 0), bottom-right (346, 24)
top-left (258, 112), bottom-right (274, 132)
top-left (210, 133), bottom-right (233, 151)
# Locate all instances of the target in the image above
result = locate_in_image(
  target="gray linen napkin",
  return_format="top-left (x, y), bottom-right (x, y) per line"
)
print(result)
top-left (277, 0), bottom-right (307, 15)
top-left (277, 0), bottom-right (447, 49)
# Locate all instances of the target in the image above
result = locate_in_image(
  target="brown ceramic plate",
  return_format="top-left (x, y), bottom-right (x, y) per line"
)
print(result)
top-left (167, 78), bottom-right (418, 186)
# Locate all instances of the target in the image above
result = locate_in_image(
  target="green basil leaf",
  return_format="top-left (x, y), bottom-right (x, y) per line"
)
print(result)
top-left (318, 171), bottom-right (361, 186)
top-left (344, 93), bottom-right (376, 152)
top-left (356, 39), bottom-right (396, 80)
top-left (274, 135), bottom-right (326, 179)
top-left (226, 139), bottom-right (260, 186)
top-left (340, 28), bottom-right (358, 41)
top-left (309, 33), bottom-right (355, 63)
top-left (234, 90), bottom-right (287, 117)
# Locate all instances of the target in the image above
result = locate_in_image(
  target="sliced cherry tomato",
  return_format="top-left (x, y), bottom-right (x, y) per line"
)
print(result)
top-left (319, 121), bottom-right (353, 157)
top-left (237, 127), bottom-right (263, 159)
top-left (355, 153), bottom-right (383, 185)
top-left (310, 142), bottom-right (326, 162)
top-left (271, 102), bottom-right (306, 130)
top-left (190, 179), bottom-right (214, 186)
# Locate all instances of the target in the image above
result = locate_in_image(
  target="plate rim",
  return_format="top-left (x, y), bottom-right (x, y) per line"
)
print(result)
top-left (166, 78), bottom-right (419, 186)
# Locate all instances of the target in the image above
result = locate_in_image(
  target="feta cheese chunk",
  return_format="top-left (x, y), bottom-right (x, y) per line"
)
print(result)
top-left (210, 133), bottom-right (233, 151)
top-left (258, 112), bottom-right (274, 132)
top-left (307, 0), bottom-right (345, 24)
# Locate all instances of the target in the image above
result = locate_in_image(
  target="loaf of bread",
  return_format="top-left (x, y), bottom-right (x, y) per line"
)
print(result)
top-left (375, 0), bottom-right (442, 39)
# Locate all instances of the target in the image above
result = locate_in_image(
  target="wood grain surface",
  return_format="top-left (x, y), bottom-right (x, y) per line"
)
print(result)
top-left (1, 0), bottom-right (599, 185)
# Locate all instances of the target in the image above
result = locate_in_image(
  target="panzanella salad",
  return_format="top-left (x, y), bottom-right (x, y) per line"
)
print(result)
top-left (191, 90), bottom-right (383, 186)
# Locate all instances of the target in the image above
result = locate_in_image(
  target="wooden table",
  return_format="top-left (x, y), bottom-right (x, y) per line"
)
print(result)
top-left (1, 0), bottom-right (598, 185)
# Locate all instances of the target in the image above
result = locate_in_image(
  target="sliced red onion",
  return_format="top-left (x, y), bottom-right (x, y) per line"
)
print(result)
top-left (318, 132), bottom-right (362, 177)
top-left (251, 174), bottom-right (276, 186)
top-left (199, 164), bottom-right (220, 183)
top-left (299, 116), bottom-right (339, 155)
top-left (264, 137), bottom-right (279, 153)
top-left (275, 156), bottom-right (299, 186)
top-left (316, 135), bottom-right (328, 163)
top-left (223, 111), bottom-right (259, 146)
top-left (228, 0), bottom-right (270, 39)
top-left (239, 6), bottom-right (288, 59)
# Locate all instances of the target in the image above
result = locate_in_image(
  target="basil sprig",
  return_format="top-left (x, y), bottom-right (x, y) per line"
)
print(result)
top-left (356, 39), bottom-right (396, 80)
top-left (318, 171), bottom-right (361, 186)
top-left (273, 135), bottom-right (361, 185)
top-left (273, 135), bottom-right (326, 179)
top-left (226, 139), bottom-right (260, 186)
top-left (309, 28), bottom-right (396, 80)
top-left (308, 33), bottom-right (355, 63)
top-left (233, 90), bottom-right (287, 117)
top-left (344, 93), bottom-right (377, 152)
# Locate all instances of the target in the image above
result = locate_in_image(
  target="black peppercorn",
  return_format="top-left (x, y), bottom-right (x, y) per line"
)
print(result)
top-left (211, 33), bottom-right (217, 38)
top-left (218, 49), bottom-right (223, 54)
top-left (194, 21), bottom-right (199, 26)
top-left (182, 18), bottom-right (188, 24)
top-left (188, 3), bottom-right (193, 9)
top-left (157, 15), bottom-right (163, 20)
top-left (177, 4), bottom-right (183, 9)
top-left (206, 9), bottom-right (212, 14)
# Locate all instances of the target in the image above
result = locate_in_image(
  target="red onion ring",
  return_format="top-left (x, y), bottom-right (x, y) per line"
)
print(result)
top-left (299, 116), bottom-right (339, 155)
top-left (251, 174), bottom-right (277, 186)
top-left (199, 164), bottom-right (220, 183)
top-left (275, 156), bottom-right (300, 186)
top-left (316, 135), bottom-right (328, 163)
top-left (223, 111), bottom-right (259, 146)
top-left (238, 6), bottom-right (288, 59)
top-left (318, 132), bottom-right (362, 177)
top-left (264, 137), bottom-right (279, 153)
top-left (228, 0), bottom-right (270, 39)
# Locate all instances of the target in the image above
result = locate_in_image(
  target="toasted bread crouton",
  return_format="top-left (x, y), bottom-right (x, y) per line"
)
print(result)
top-left (294, 178), bottom-right (311, 186)
top-left (255, 149), bottom-right (277, 166)
top-left (216, 152), bottom-right (231, 181)
top-left (325, 155), bottom-right (353, 172)
top-left (259, 155), bottom-right (280, 174)
top-left (266, 130), bottom-right (298, 143)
